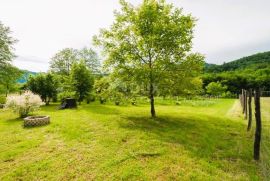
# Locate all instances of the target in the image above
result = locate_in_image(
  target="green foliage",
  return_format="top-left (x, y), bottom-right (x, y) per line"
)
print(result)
top-left (203, 51), bottom-right (270, 94)
top-left (85, 92), bottom-right (96, 104)
top-left (94, 0), bottom-right (204, 116)
top-left (26, 73), bottom-right (58, 105)
top-left (49, 47), bottom-right (100, 75)
top-left (0, 64), bottom-right (22, 96)
top-left (77, 47), bottom-right (101, 74)
top-left (206, 82), bottom-right (227, 96)
top-left (205, 51), bottom-right (270, 73)
top-left (0, 21), bottom-right (17, 66)
top-left (70, 61), bottom-right (94, 103)
top-left (57, 91), bottom-right (76, 101)
top-left (94, 77), bottom-right (110, 104)
top-left (0, 94), bottom-right (6, 104)
top-left (49, 48), bottom-right (77, 76)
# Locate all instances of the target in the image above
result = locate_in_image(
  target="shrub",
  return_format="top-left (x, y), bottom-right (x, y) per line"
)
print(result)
top-left (0, 95), bottom-right (6, 104)
top-left (85, 92), bottom-right (96, 104)
top-left (5, 91), bottom-right (44, 118)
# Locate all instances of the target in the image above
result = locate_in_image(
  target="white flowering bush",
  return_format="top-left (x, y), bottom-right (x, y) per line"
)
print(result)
top-left (5, 91), bottom-right (45, 118)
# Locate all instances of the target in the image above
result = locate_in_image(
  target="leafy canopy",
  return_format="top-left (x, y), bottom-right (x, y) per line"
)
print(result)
top-left (70, 61), bottom-right (94, 103)
top-left (94, 0), bottom-right (204, 116)
top-left (49, 47), bottom-right (100, 76)
top-left (26, 73), bottom-right (58, 105)
top-left (0, 21), bottom-right (17, 67)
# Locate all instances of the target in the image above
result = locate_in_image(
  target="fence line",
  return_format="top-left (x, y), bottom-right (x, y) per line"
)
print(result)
top-left (239, 89), bottom-right (270, 179)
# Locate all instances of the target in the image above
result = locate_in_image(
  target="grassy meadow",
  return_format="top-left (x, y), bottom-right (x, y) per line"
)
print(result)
top-left (0, 98), bottom-right (267, 180)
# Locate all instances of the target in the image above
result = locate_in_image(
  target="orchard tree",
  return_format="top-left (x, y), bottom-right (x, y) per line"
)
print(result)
top-left (70, 61), bottom-right (94, 104)
top-left (94, 77), bottom-right (110, 104)
top-left (94, 0), bottom-right (204, 117)
top-left (78, 47), bottom-right (101, 74)
top-left (26, 73), bottom-right (58, 105)
top-left (50, 47), bottom-right (100, 76)
top-left (49, 48), bottom-right (77, 76)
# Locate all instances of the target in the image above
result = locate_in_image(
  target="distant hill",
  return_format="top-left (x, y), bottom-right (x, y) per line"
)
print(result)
top-left (17, 70), bottom-right (38, 84)
top-left (204, 51), bottom-right (270, 73)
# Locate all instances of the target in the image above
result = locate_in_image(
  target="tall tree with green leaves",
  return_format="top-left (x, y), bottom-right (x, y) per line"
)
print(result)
top-left (26, 73), bottom-right (58, 105)
top-left (70, 61), bottom-right (94, 104)
top-left (0, 21), bottom-right (17, 67)
top-left (49, 48), bottom-right (78, 76)
top-left (0, 64), bottom-right (22, 96)
top-left (0, 22), bottom-right (20, 96)
top-left (94, 0), bottom-right (204, 117)
top-left (78, 47), bottom-right (101, 74)
top-left (49, 47), bottom-right (100, 76)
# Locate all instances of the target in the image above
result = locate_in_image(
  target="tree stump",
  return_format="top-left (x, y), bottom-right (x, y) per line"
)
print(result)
top-left (59, 98), bottom-right (77, 109)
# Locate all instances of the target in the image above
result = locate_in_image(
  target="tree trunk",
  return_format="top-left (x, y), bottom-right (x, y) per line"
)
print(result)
top-left (150, 82), bottom-right (156, 118)
top-left (5, 84), bottom-right (9, 97)
top-left (247, 89), bottom-right (252, 131)
top-left (254, 88), bottom-right (262, 160)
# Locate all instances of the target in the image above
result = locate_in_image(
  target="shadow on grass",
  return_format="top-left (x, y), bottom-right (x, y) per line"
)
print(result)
top-left (83, 105), bottom-right (120, 115)
top-left (118, 114), bottom-right (251, 163)
top-left (5, 117), bottom-right (22, 123)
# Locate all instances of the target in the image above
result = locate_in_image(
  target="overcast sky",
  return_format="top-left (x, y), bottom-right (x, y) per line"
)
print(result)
top-left (1, 0), bottom-right (270, 72)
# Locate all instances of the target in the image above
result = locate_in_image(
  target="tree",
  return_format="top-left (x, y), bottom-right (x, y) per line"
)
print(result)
top-left (0, 64), bottom-right (22, 96)
top-left (26, 73), bottom-right (58, 105)
top-left (49, 48), bottom-right (78, 76)
top-left (70, 61), bottom-right (94, 104)
top-left (206, 82), bottom-right (227, 96)
top-left (0, 22), bottom-right (20, 96)
top-left (49, 47), bottom-right (100, 75)
top-left (94, 77), bottom-right (110, 104)
top-left (0, 21), bottom-right (17, 67)
top-left (77, 47), bottom-right (101, 74)
top-left (94, 0), bottom-right (204, 117)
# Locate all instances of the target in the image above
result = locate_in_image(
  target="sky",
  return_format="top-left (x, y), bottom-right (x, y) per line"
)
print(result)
top-left (1, 0), bottom-right (270, 72)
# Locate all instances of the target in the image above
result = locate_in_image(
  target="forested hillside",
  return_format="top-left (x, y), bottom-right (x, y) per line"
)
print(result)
top-left (17, 71), bottom-right (37, 83)
top-left (205, 51), bottom-right (270, 73)
top-left (203, 51), bottom-right (270, 94)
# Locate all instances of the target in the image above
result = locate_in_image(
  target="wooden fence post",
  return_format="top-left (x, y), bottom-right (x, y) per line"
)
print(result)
top-left (254, 88), bottom-right (262, 160)
top-left (247, 89), bottom-right (252, 131)
top-left (244, 90), bottom-right (248, 119)
top-left (242, 89), bottom-right (245, 113)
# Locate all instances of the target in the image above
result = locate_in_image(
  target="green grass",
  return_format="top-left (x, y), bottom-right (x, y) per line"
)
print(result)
top-left (0, 99), bottom-right (263, 180)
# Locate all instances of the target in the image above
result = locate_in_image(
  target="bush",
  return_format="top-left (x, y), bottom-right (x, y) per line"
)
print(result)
top-left (5, 91), bottom-right (44, 118)
top-left (85, 93), bottom-right (96, 104)
top-left (58, 91), bottom-right (76, 101)
top-left (0, 95), bottom-right (6, 104)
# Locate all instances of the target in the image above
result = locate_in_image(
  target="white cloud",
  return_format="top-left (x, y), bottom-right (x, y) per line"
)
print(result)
top-left (0, 0), bottom-right (270, 71)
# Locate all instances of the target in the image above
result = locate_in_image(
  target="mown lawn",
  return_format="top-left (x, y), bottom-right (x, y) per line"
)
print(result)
top-left (0, 99), bottom-right (262, 180)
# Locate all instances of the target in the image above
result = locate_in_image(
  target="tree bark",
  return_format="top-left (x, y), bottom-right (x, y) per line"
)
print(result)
top-left (5, 84), bottom-right (9, 97)
top-left (150, 82), bottom-right (156, 118)
top-left (247, 89), bottom-right (252, 131)
top-left (148, 50), bottom-right (156, 118)
top-left (254, 88), bottom-right (262, 160)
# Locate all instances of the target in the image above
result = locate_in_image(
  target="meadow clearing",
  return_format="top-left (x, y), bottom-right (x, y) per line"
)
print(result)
top-left (1, 98), bottom-right (269, 180)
